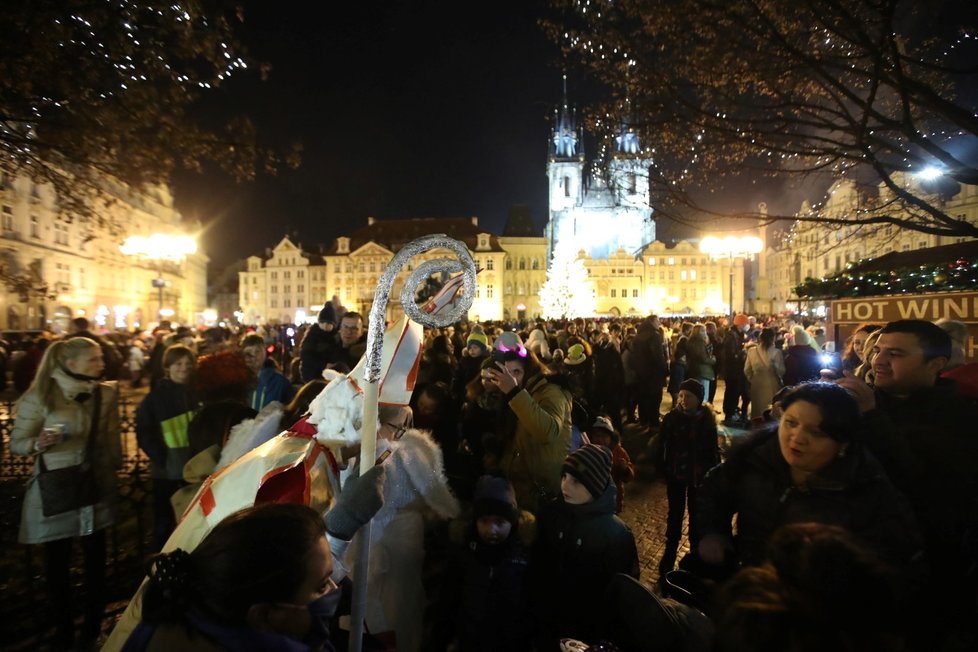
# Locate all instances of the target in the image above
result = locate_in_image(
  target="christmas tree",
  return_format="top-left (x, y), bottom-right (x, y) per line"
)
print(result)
top-left (539, 241), bottom-right (597, 318)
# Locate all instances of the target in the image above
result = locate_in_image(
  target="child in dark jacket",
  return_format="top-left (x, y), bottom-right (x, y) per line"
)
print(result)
top-left (587, 415), bottom-right (635, 514)
top-left (434, 475), bottom-right (533, 652)
top-left (654, 378), bottom-right (719, 578)
top-left (534, 445), bottom-right (640, 649)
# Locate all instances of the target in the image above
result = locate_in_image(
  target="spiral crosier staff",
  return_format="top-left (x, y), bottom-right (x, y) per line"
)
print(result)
top-left (350, 234), bottom-right (476, 652)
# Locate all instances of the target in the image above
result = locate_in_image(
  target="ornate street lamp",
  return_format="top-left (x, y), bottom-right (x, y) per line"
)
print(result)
top-left (700, 235), bottom-right (764, 319)
top-left (120, 234), bottom-right (197, 322)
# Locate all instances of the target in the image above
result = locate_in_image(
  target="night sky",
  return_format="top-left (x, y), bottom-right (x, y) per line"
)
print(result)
top-left (173, 0), bottom-right (572, 271)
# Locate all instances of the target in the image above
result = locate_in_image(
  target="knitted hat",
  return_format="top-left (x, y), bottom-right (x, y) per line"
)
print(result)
top-left (466, 324), bottom-right (489, 356)
top-left (679, 378), bottom-right (705, 404)
top-left (590, 415), bottom-right (619, 446)
top-left (564, 343), bottom-right (588, 366)
top-left (473, 475), bottom-right (518, 526)
top-left (318, 303), bottom-right (336, 325)
top-left (562, 444), bottom-right (612, 499)
top-left (733, 313), bottom-right (750, 327)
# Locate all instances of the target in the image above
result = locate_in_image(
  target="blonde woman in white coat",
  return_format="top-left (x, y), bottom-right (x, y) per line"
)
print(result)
top-left (744, 327), bottom-right (786, 420)
top-left (10, 337), bottom-right (121, 650)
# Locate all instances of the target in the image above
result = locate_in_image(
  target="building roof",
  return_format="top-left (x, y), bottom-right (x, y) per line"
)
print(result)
top-left (502, 205), bottom-right (542, 237)
top-left (327, 217), bottom-right (505, 254)
top-left (846, 240), bottom-right (978, 273)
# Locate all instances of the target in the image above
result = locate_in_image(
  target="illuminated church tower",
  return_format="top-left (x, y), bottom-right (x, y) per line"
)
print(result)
top-left (546, 79), bottom-right (655, 261)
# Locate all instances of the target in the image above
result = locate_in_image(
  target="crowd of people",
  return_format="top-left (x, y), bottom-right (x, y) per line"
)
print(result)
top-left (6, 305), bottom-right (978, 651)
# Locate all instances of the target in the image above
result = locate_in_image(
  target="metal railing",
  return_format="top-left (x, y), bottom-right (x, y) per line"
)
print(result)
top-left (0, 396), bottom-right (153, 648)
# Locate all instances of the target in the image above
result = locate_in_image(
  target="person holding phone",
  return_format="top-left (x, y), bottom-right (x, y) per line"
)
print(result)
top-left (10, 337), bottom-right (121, 650)
top-left (487, 332), bottom-right (573, 516)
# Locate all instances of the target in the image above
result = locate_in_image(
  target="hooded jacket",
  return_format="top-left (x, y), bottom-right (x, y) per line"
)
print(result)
top-left (533, 484), bottom-right (640, 646)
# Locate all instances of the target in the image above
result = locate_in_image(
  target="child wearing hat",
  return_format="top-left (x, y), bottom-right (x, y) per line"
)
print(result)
top-left (434, 474), bottom-right (533, 651)
top-left (533, 445), bottom-right (639, 648)
top-left (452, 323), bottom-right (490, 400)
top-left (587, 415), bottom-right (635, 514)
top-left (653, 378), bottom-right (719, 579)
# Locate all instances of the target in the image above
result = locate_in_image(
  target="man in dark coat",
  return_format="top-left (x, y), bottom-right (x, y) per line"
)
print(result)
top-left (837, 319), bottom-right (978, 647)
top-left (629, 316), bottom-right (668, 429)
top-left (299, 304), bottom-right (336, 382)
top-left (592, 331), bottom-right (627, 434)
top-left (721, 315), bottom-right (750, 425)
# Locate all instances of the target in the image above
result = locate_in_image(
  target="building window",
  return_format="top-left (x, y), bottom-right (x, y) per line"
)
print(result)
top-left (506, 283), bottom-right (512, 295)
top-left (611, 289), bottom-right (617, 298)
top-left (54, 221), bottom-right (68, 245)
top-left (519, 258), bottom-right (526, 270)
top-left (668, 257), bottom-right (675, 265)
top-left (505, 257), bottom-right (512, 270)
top-left (621, 288), bottom-right (627, 297)
top-left (486, 258), bottom-right (494, 271)
top-left (531, 257), bottom-right (540, 270)
top-left (297, 284), bottom-right (304, 293)
top-left (284, 271), bottom-right (291, 279)
top-left (284, 285), bottom-right (291, 293)
top-left (284, 298), bottom-right (291, 308)
top-left (487, 285), bottom-right (493, 298)
top-left (680, 270), bottom-right (687, 281)
top-left (632, 289), bottom-right (638, 298)
top-left (668, 270), bottom-right (675, 280)
top-left (918, 241), bottom-right (927, 249)
top-left (518, 283), bottom-right (525, 295)
top-left (681, 258), bottom-right (687, 265)
top-left (271, 285), bottom-right (278, 294)
top-left (271, 299), bottom-right (278, 308)
top-left (30, 215), bottom-right (39, 238)
top-left (271, 271), bottom-right (278, 280)
top-left (298, 270), bottom-right (304, 278)
top-left (648, 257), bottom-right (655, 265)
top-left (563, 176), bottom-right (570, 197)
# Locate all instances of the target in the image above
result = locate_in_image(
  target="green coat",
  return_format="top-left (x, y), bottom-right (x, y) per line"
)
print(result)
top-left (501, 374), bottom-right (573, 514)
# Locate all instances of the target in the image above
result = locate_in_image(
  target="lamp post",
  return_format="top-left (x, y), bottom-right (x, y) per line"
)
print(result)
top-left (700, 235), bottom-right (764, 320)
top-left (121, 234), bottom-right (197, 322)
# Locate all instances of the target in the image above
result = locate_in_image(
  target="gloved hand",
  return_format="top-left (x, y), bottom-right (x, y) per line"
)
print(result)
top-left (325, 463), bottom-right (386, 540)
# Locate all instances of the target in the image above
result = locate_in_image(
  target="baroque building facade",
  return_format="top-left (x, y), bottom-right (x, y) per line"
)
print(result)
top-left (0, 171), bottom-right (206, 332)
top-left (760, 176), bottom-right (978, 314)
top-left (238, 214), bottom-right (550, 325)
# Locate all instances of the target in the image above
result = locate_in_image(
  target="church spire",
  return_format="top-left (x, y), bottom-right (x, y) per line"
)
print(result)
top-left (615, 96), bottom-right (641, 155)
top-left (550, 74), bottom-right (581, 160)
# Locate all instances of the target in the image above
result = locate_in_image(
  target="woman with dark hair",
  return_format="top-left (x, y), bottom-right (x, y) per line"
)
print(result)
top-left (125, 503), bottom-right (340, 651)
top-left (696, 382), bottom-right (925, 584)
top-left (11, 337), bottom-right (121, 649)
top-left (136, 343), bottom-right (198, 551)
top-left (419, 333), bottom-right (457, 388)
top-left (486, 333), bottom-right (573, 515)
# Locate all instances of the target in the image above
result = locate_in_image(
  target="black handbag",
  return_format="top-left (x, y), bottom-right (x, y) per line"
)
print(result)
top-left (35, 388), bottom-right (101, 517)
